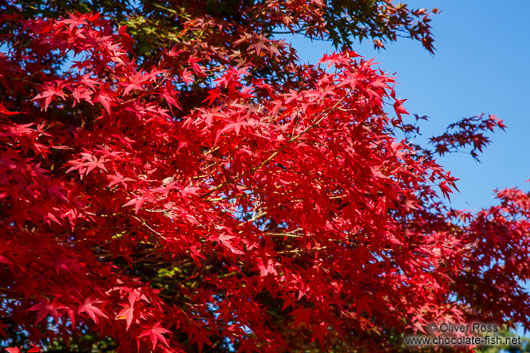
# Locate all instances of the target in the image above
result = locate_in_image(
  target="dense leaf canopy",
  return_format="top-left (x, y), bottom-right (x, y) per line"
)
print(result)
top-left (0, 1), bottom-right (528, 352)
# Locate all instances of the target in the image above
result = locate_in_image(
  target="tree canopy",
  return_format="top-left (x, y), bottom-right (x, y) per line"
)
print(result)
top-left (0, 1), bottom-right (528, 352)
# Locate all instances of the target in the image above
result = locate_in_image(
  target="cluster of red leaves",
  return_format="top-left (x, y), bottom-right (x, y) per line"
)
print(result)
top-left (430, 114), bottom-right (507, 160)
top-left (0, 10), bottom-right (528, 353)
top-left (449, 188), bottom-right (530, 329)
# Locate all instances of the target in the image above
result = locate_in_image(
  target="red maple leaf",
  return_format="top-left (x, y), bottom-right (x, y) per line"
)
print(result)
top-left (27, 300), bottom-right (67, 324)
top-left (78, 298), bottom-right (108, 325)
top-left (108, 171), bottom-right (134, 189)
top-left (139, 322), bottom-right (171, 350)
top-left (94, 92), bottom-right (114, 115)
top-left (116, 305), bottom-right (135, 331)
top-left (0, 103), bottom-right (20, 116)
top-left (5, 347), bottom-right (22, 353)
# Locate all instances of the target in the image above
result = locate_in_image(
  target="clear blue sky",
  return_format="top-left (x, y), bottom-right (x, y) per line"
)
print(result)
top-left (277, 0), bottom-right (530, 211)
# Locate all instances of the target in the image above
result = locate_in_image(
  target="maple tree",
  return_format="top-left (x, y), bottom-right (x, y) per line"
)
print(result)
top-left (0, 1), bottom-right (529, 353)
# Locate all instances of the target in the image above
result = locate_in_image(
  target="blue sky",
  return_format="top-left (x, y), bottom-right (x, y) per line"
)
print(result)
top-left (277, 0), bottom-right (530, 211)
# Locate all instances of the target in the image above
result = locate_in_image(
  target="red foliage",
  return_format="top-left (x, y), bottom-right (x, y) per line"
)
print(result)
top-left (430, 114), bottom-right (506, 160)
top-left (0, 9), bottom-right (528, 353)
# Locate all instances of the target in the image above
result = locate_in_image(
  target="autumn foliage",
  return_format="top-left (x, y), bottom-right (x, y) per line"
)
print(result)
top-left (0, 1), bottom-right (528, 352)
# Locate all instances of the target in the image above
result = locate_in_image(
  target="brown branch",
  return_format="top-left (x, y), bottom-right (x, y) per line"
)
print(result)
top-left (264, 232), bottom-right (302, 238)
top-left (131, 215), bottom-right (163, 237)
